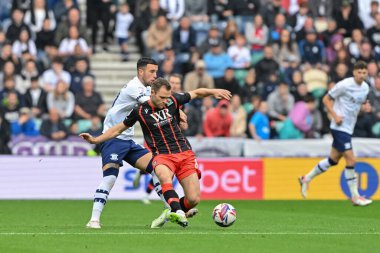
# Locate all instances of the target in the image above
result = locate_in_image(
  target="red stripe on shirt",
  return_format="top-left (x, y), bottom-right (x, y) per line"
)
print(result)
top-left (164, 104), bottom-right (182, 153)
top-left (148, 100), bottom-right (171, 154)
top-left (138, 106), bottom-right (158, 154)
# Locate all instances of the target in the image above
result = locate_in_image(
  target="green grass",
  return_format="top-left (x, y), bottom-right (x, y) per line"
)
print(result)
top-left (0, 200), bottom-right (379, 253)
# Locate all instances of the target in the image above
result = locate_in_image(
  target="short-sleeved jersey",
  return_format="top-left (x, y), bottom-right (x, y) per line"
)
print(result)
top-left (328, 77), bottom-right (369, 134)
top-left (123, 92), bottom-right (192, 155)
top-left (103, 76), bottom-right (151, 140)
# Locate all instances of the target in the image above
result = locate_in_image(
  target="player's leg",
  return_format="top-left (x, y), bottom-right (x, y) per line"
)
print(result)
top-left (154, 163), bottom-right (188, 227)
top-left (179, 173), bottom-right (200, 218)
top-left (141, 177), bottom-right (155, 204)
top-left (299, 147), bottom-right (341, 198)
top-left (343, 150), bottom-right (372, 206)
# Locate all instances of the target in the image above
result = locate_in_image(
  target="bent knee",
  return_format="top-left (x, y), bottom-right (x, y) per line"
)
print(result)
top-left (187, 195), bottom-right (201, 207)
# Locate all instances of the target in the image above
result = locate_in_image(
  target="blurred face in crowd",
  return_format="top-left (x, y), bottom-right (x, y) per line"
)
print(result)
top-left (12, 9), bottom-right (24, 24)
top-left (4, 78), bottom-right (16, 90)
top-left (68, 8), bottom-right (80, 25)
top-left (306, 32), bottom-right (317, 42)
top-left (299, 4), bottom-right (309, 15)
top-left (375, 13), bottom-right (380, 27)
top-left (224, 68), bottom-right (234, 81)
top-left (259, 101), bottom-right (268, 114)
top-left (82, 78), bottom-right (94, 93)
top-left (297, 83), bottom-right (308, 96)
top-left (253, 14), bottom-right (263, 27)
top-left (303, 17), bottom-right (314, 30)
top-left (367, 62), bottom-right (378, 76)
top-left (56, 81), bottom-right (68, 94)
top-left (75, 60), bottom-right (88, 73)
top-left (31, 79), bottom-right (39, 89)
top-left (231, 95), bottom-right (241, 110)
top-left (202, 96), bottom-right (214, 110)
top-left (19, 29), bottom-right (29, 42)
top-left (209, 28), bottom-right (219, 39)
top-left (7, 92), bottom-right (18, 108)
top-left (292, 70), bottom-right (302, 84)
top-left (263, 46), bottom-right (273, 59)
top-left (351, 29), bottom-right (363, 43)
top-left (162, 60), bottom-right (174, 74)
top-left (278, 83), bottom-right (289, 97)
top-left (2, 44), bottom-right (12, 58)
top-left (52, 61), bottom-right (63, 73)
top-left (4, 61), bottom-right (15, 75)
top-left (119, 4), bottom-right (129, 14)
top-left (219, 105), bottom-right (229, 117)
top-left (69, 26), bottom-right (79, 39)
top-left (353, 68), bottom-right (368, 84)
top-left (375, 77), bottom-right (380, 91)
top-left (274, 14), bottom-right (286, 28)
top-left (336, 63), bottom-right (348, 78)
top-left (49, 108), bottom-right (60, 123)
top-left (25, 60), bottom-right (37, 73)
top-left (138, 64), bottom-right (158, 86)
top-left (235, 35), bottom-right (246, 47)
top-left (360, 42), bottom-right (372, 58)
top-left (34, 0), bottom-right (45, 9)
top-left (327, 19), bottom-right (337, 32)
top-left (280, 29), bottom-right (290, 44)
top-left (168, 76), bottom-right (181, 93)
top-left (180, 17), bottom-right (190, 30)
top-left (211, 44), bottom-right (222, 55)
top-left (156, 15), bottom-right (168, 29)
top-left (149, 0), bottom-right (160, 12)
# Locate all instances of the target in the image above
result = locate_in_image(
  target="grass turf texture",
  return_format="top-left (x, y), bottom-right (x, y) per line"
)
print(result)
top-left (0, 200), bottom-right (378, 253)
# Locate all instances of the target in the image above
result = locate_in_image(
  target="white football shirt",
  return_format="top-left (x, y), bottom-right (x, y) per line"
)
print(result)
top-left (328, 77), bottom-right (369, 134)
top-left (103, 76), bottom-right (151, 140)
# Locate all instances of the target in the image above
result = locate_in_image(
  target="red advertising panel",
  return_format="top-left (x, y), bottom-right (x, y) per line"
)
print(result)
top-left (198, 158), bottom-right (263, 200)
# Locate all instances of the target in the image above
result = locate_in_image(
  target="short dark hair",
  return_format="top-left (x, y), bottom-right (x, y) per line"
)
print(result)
top-left (137, 57), bottom-right (158, 70)
top-left (354, 61), bottom-right (367, 70)
top-left (168, 73), bottom-right (183, 81)
top-left (151, 77), bottom-right (171, 93)
top-left (303, 95), bottom-right (315, 103)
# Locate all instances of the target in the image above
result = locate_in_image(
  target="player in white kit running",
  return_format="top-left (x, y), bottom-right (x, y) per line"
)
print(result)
top-left (299, 61), bottom-right (373, 206)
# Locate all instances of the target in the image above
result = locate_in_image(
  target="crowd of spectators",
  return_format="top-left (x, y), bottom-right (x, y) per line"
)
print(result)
top-left (1, 0), bottom-right (380, 154)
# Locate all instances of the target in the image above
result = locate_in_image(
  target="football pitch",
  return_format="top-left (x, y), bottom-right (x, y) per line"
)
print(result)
top-left (0, 200), bottom-right (378, 253)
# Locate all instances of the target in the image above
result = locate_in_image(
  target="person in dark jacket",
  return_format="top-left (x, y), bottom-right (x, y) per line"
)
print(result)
top-left (40, 107), bottom-right (69, 140)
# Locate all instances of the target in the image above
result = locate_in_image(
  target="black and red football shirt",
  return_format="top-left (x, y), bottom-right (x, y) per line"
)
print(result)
top-left (123, 92), bottom-right (192, 155)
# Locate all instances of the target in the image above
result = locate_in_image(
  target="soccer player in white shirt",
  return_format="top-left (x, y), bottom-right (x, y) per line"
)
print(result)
top-left (86, 57), bottom-right (169, 229)
top-left (299, 61), bottom-right (373, 206)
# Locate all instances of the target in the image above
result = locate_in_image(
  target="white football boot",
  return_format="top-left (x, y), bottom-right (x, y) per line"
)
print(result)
top-left (86, 220), bottom-right (101, 229)
top-left (298, 176), bottom-right (309, 199)
top-left (186, 208), bottom-right (199, 218)
top-left (352, 196), bottom-right (373, 206)
top-left (168, 210), bottom-right (188, 227)
top-left (150, 208), bottom-right (170, 228)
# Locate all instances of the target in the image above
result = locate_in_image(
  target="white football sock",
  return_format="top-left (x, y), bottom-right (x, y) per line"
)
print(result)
top-left (90, 175), bottom-right (117, 221)
top-left (151, 171), bottom-right (170, 209)
top-left (345, 168), bottom-right (360, 198)
top-left (304, 158), bottom-right (333, 182)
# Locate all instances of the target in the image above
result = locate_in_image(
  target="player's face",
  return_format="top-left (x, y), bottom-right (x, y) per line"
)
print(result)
top-left (140, 64), bottom-right (158, 86)
top-left (152, 87), bottom-right (171, 109)
top-left (353, 68), bottom-right (368, 84)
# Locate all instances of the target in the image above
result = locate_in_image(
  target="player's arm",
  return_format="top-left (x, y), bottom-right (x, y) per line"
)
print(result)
top-left (80, 122), bottom-right (129, 144)
top-left (188, 88), bottom-right (232, 100)
top-left (322, 94), bottom-right (343, 125)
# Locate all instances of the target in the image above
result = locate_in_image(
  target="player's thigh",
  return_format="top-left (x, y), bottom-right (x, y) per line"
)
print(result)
top-left (124, 141), bottom-right (151, 171)
top-left (180, 173), bottom-right (201, 203)
top-left (329, 147), bottom-right (343, 163)
top-left (134, 152), bottom-right (153, 171)
top-left (342, 149), bottom-right (356, 167)
top-left (100, 139), bottom-right (130, 169)
top-left (154, 164), bottom-right (175, 184)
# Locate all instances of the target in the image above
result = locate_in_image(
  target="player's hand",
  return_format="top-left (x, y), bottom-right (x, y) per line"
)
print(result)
top-left (334, 115), bottom-right (343, 125)
top-left (213, 89), bottom-right (232, 100)
top-left (79, 133), bottom-right (98, 144)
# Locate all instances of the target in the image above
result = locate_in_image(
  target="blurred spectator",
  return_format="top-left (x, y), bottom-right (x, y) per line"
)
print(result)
top-left (58, 26), bottom-right (91, 58)
top-left (182, 103), bottom-right (203, 137)
top-left (55, 7), bottom-right (89, 46)
top-left (134, 0), bottom-right (166, 55)
top-left (0, 1), bottom-right (12, 22)
top-left (326, 34), bottom-right (344, 64)
top-left (115, 3), bottom-right (134, 62)
top-left (309, 0), bottom-right (334, 18)
top-left (215, 68), bottom-right (241, 96)
top-left (223, 18), bottom-right (239, 46)
top-left (261, 0), bottom-right (286, 28)
top-left (86, 0), bottom-right (113, 52)
top-left (74, 76), bottom-right (105, 121)
top-left (348, 29), bottom-right (364, 59)
top-left (288, 1), bottom-right (311, 33)
top-left (40, 107), bottom-right (69, 140)
top-left (295, 16), bottom-right (315, 42)
top-left (245, 95), bottom-right (262, 137)
top-left (146, 15), bottom-right (173, 60)
top-left (227, 0), bottom-right (261, 33)
top-left (53, 0), bottom-right (78, 23)
top-left (183, 60), bottom-right (214, 91)
top-left (158, 59), bottom-right (175, 79)
top-left (47, 80), bottom-right (75, 119)
top-left (1, 91), bottom-right (22, 124)
top-left (248, 101), bottom-right (270, 140)
top-left (0, 111), bottom-right (11, 154)
top-left (198, 26), bottom-right (226, 56)
top-left (11, 0), bottom-right (32, 13)
top-left (367, 13), bottom-right (380, 60)
top-left (255, 45), bottom-right (279, 83)
top-left (12, 28), bottom-right (37, 60)
top-left (299, 29), bottom-right (325, 67)
top-left (11, 107), bottom-right (39, 136)
top-left (335, 0), bottom-right (363, 37)
top-left (227, 34), bottom-right (251, 69)
top-left (203, 99), bottom-right (232, 137)
top-left (5, 8), bottom-right (32, 43)
top-left (367, 61), bottom-right (378, 87)
top-left (230, 94), bottom-right (247, 137)
top-left (63, 43), bottom-right (90, 73)
top-left (292, 83), bottom-right (312, 102)
top-left (268, 13), bottom-right (291, 44)
top-left (272, 29), bottom-right (300, 69)
top-left (0, 61), bottom-right (23, 92)
top-left (331, 48), bottom-right (353, 72)
top-left (20, 59), bottom-right (41, 91)
top-left (245, 14), bottom-right (268, 58)
top-left (36, 18), bottom-right (55, 54)
top-left (207, 0), bottom-right (230, 25)
top-left (24, 76), bottom-right (48, 118)
top-left (69, 58), bottom-right (93, 94)
top-left (358, 0), bottom-right (380, 29)
top-left (41, 57), bottom-right (71, 92)
top-left (321, 18), bottom-right (337, 46)
top-left (357, 41), bottom-right (375, 62)
top-left (159, 0), bottom-right (185, 27)
top-left (24, 0), bottom-right (56, 34)
top-left (172, 16), bottom-right (197, 71)
top-left (204, 41), bottom-right (233, 80)
top-left (267, 82), bottom-right (295, 122)
top-left (184, 0), bottom-right (210, 46)
top-left (368, 76), bottom-right (380, 124)
top-left (353, 99), bottom-right (374, 137)
top-left (240, 68), bottom-right (258, 104)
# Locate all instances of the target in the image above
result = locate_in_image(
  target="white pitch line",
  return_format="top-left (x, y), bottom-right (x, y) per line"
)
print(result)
top-left (0, 232), bottom-right (379, 236)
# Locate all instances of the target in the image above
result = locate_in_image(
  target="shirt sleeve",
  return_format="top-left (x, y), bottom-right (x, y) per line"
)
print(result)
top-left (123, 106), bottom-right (138, 127)
top-left (172, 92), bottom-right (191, 107)
top-left (328, 81), bottom-right (345, 100)
top-left (125, 83), bottom-right (150, 103)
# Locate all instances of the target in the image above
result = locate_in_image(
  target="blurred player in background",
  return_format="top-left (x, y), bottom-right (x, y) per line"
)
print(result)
top-left (299, 61), bottom-right (373, 206)
top-left (80, 78), bottom-right (232, 227)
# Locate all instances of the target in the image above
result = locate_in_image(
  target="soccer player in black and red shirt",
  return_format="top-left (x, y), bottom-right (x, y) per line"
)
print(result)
top-left (80, 77), bottom-right (231, 227)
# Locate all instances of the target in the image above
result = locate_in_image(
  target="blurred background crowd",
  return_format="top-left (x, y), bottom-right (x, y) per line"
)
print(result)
top-left (1, 0), bottom-right (380, 155)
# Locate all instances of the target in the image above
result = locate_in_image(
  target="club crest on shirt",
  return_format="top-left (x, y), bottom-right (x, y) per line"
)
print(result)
top-left (110, 153), bottom-right (118, 161)
top-left (166, 98), bottom-right (173, 106)
top-left (144, 108), bottom-right (149, 114)
top-left (138, 87), bottom-right (144, 95)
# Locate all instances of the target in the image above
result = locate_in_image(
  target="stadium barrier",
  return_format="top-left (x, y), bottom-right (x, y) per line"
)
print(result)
top-left (0, 156), bottom-right (378, 200)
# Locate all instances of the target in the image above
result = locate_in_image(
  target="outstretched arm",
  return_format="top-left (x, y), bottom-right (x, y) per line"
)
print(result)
top-left (79, 122), bottom-right (128, 144)
top-left (188, 88), bottom-right (232, 100)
